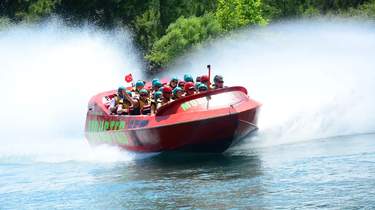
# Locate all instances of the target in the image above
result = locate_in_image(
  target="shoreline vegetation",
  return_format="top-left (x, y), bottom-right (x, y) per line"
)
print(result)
top-left (1, 0), bottom-right (375, 72)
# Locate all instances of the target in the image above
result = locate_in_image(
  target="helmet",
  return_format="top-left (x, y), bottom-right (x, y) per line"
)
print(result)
top-left (162, 86), bottom-right (172, 95)
top-left (198, 83), bottom-right (208, 91)
top-left (152, 78), bottom-right (160, 86)
top-left (195, 82), bottom-right (202, 89)
top-left (170, 77), bottom-right (179, 83)
top-left (173, 87), bottom-right (183, 96)
top-left (135, 80), bottom-right (145, 87)
top-left (184, 74), bottom-right (194, 82)
top-left (139, 89), bottom-right (148, 96)
top-left (184, 82), bottom-right (195, 92)
top-left (154, 91), bottom-right (162, 99)
top-left (200, 75), bottom-right (209, 83)
top-left (118, 86), bottom-right (126, 92)
top-left (214, 75), bottom-right (223, 83)
top-left (126, 90), bottom-right (132, 97)
top-left (153, 80), bottom-right (162, 88)
top-left (178, 80), bottom-right (185, 87)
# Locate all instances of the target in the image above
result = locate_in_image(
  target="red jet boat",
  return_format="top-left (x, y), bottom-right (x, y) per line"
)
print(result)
top-left (85, 86), bottom-right (260, 153)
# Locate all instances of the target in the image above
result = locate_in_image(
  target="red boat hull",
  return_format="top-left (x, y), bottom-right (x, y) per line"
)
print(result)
top-left (85, 86), bottom-right (260, 153)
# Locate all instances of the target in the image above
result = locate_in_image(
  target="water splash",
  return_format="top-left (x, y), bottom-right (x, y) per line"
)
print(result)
top-left (167, 19), bottom-right (375, 146)
top-left (0, 20), bottom-right (143, 162)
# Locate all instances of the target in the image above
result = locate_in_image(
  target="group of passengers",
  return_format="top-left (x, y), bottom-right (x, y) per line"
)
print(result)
top-left (109, 74), bottom-right (225, 116)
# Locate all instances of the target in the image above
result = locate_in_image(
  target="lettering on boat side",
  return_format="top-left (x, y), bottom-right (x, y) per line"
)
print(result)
top-left (87, 119), bottom-right (149, 132)
top-left (87, 131), bottom-right (130, 145)
top-left (180, 98), bottom-right (207, 111)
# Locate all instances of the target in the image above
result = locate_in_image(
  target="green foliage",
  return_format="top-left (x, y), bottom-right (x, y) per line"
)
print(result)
top-left (133, 8), bottom-right (162, 51)
top-left (0, 17), bottom-right (11, 28)
top-left (2, 0), bottom-right (375, 71)
top-left (215, 0), bottom-right (266, 31)
top-left (345, 0), bottom-right (375, 18)
top-left (146, 14), bottom-right (222, 68)
top-left (25, 0), bottom-right (58, 21)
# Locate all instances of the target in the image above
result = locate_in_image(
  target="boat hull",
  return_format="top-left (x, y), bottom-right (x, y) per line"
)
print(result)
top-left (85, 86), bottom-right (260, 153)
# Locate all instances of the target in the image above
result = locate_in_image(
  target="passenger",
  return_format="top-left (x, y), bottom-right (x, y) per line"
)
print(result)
top-left (198, 83), bottom-right (208, 92)
top-left (151, 79), bottom-right (163, 93)
top-left (109, 86), bottom-right (132, 115)
top-left (151, 91), bottom-right (163, 115)
top-left (161, 86), bottom-right (173, 105)
top-left (200, 75), bottom-right (210, 87)
top-left (184, 82), bottom-right (196, 96)
top-left (172, 87), bottom-right (184, 100)
top-left (124, 88), bottom-right (151, 115)
top-left (169, 77), bottom-right (179, 89)
top-left (178, 80), bottom-right (186, 89)
top-left (195, 82), bottom-right (202, 90)
top-left (134, 80), bottom-right (145, 95)
top-left (213, 75), bottom-right (224, 89)
top-left (184, 74), bottom-right (194, 83)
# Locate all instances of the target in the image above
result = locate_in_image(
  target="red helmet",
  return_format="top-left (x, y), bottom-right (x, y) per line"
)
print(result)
top-left (200, 75), bottom-right (209, 83)
top-left (184, 82), bottom-right (195, 92)
top-left (162, 86), bottom-right (172, 94)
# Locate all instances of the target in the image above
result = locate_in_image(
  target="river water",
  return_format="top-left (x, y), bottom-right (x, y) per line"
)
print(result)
top-left (1, 133), bottom-right (374, 209)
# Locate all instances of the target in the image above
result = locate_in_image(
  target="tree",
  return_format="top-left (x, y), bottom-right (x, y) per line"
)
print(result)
top-left (146, 14), bottom-right (222, 70)
top-left (215, 0), bottom-right (266, 31)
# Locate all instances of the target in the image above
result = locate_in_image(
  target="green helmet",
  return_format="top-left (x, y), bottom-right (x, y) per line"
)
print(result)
top-left (154, 91), bottom-right (162, 99)
top-left (152, 78), bottom-right (159, 86)
top-left (136, 80), bottom-right (145, 87)
top-left (170, 77), bottom-right (179, 83)
top-left (198, 83), bottom-right (208, 91)
top-left (118, 86), bottom-right (126, 94)
top-left (153, 80), bottom-right (162, 88)
top-left (139, 89), bottom-right (148, 95)
top-left (173, 87), bottom-right (183, 96)
top-left (195, 82), bottom-right (202, 89)
top-left (184, 74), bottom-right (194, 82)
top-left (126, 90), bottom-right (132, 97)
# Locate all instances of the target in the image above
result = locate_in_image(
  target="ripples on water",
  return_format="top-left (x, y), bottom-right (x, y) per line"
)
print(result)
top-left (1, 134), bottom-right (374, 209)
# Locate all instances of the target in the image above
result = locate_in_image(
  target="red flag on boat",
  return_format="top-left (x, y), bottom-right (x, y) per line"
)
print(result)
top-left (125, 73), bottom-right (133, 83)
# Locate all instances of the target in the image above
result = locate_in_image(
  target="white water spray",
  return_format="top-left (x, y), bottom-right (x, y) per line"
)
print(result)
top-left (167, 19), bottom-right (375, 146)
top-left (0, 20), bottom-right (144, 162)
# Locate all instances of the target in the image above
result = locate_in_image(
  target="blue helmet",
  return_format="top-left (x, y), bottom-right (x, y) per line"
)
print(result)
top-left (152, 78), bottom-right (159, 86)
top-left (125, 90), bottom-right (132, 96)
top-left (184, 74), bottom-right (194, 82)
top-left (170, 77), bottom-right (179, 83)
top-left (135, 80), bottom-right (145, 87)
top-left (154, 91), bottom-right (162, 99)
top-left (139, 89), bottom-right (148, 95)
top-left (195, 82), bottom-right (202, 89)
top-left (118, 86), bottom-right (126, 94)
top-left (198, 83), bottom-right (208, 91)
top-left (153, 80), bottom-right (162, 88)
top-left (172, 87), bottom-right (183, 96)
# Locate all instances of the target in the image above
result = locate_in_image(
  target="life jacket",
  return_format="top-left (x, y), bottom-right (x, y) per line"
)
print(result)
top-left (140, 98), bottom-right (151, 115)
top-left (114, 95), bottom-right (131, 114)
top-left (132, 98), bottom-right (151, 115)
top-left (151, 98), bottom-right (162, 114)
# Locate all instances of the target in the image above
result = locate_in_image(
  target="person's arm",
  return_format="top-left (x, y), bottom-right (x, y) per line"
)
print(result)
top-left (124, 93), bottom-right (139, 107)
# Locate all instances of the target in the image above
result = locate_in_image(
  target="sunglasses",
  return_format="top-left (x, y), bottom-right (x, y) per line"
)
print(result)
top-left (140, 94), bottom-right (148, 97)
top-left (217, 81), bottom-right (224, 83)
top-left (188, 87), bottom-right (195, 91)
top-left (164, 92), bottom-right (172, 94)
